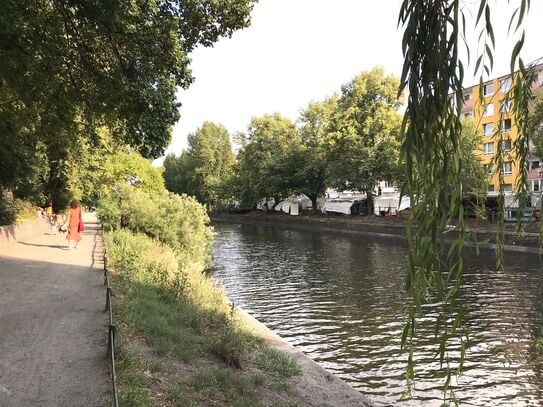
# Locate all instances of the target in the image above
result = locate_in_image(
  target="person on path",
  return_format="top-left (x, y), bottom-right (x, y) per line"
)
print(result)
top-left (63, 199), bottom-right (83, 249)
top-left (50, 213), bottom-right (58, 235)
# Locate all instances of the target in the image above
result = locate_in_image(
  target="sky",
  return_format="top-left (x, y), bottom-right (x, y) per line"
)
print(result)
top-left (156, 0), bottom-right (543, 164)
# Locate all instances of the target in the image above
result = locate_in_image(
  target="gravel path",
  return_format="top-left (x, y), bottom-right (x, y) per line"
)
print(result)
top-left (0, 213), bottom-right (109, 406)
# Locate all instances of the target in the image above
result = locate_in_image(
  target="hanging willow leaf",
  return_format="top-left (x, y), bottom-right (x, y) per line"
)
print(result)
top-left (397, 0), bottom-right (532, 402)
top-left (511, 32), bottom-right (525, 72)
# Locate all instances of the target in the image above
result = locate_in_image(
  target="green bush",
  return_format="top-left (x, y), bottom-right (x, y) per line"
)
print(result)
top-left (0, 192), bottom-right (18, 226)
top-left (98, 184), bottom-right (214, 269)
top-left (15, 199), bottom-right (37, 222)
top-left (97, 197), bottom-right (121, 231)
top-left (105, 230), bottom-right (149, 281)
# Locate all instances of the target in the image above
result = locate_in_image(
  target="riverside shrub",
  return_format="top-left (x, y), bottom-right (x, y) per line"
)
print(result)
top-left (101, 186), bottom-right (260, 367)
top-left (0, 192), bottom-right (17, 225)
top-left (105, 229), bottom-right (183, 292)
top-left (99, 184), bottom-right (213, 269)
top-left (105, 229), bottom-right (259, 367)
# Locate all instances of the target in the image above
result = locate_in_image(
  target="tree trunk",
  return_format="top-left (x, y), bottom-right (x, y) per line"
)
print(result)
top-left (367, 191), bottom-right (374, 216)
top-left (307, 194), bottom-right (318, 213)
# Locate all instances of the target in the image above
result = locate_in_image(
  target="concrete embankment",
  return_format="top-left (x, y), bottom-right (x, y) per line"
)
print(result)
top-left (0, 217), bottom-right (50, 248)
top-left (212, 212), bottom-right (543, 255)
top-left (239, 309), bottom-right (374, 406)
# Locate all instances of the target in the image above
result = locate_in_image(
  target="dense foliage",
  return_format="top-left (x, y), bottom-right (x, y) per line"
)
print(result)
top-left (0, 0), bottom-right (256, 213)
top-left (98, 184), bottom-right (213, 268)
top-left (163, 122), bottom-right (235, 209)
top-left (166, 68), bottom-right (487, 215)
top-left (235, 113), bottom-right (301, 206)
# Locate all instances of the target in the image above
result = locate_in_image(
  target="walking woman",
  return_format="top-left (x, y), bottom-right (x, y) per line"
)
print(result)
top-left (63, 199), bottom-right (83, 249)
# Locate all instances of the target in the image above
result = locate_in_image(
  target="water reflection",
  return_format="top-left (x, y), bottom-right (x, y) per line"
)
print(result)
top-left (212, 223), bottom-right (543, 406)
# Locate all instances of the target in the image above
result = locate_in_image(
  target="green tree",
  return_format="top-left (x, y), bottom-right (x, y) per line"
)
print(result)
top-left (97, 149), bottom-right (165, 200)
top-left (163, 152), bottom-right (192, 196)
top-left (327, 68), bottom-right (403, 214)
top-left (458, 118), bottom-right (486, 197)
top-left (293, 96), bottom-right (339, 211)
top-left (236, 114), bottom-right (300, 207)
top-left (0, 0), bottom-right (256, 210)
top-left (164, 122), bottom-right (235, 208)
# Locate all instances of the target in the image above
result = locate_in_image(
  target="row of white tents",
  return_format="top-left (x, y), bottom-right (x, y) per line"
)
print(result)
top-left (256, 193), bottom-right (411, 216)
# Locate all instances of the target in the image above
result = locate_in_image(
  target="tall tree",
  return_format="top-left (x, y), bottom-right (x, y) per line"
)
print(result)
top-left (164, 122), bottom-right (235, 208)
top-left (327, 68), bottom-right (403, 213)
top-left (236, 114), bottom-right (300, 207)
top-left (0, 0), bottom-right (256, 206)
top-left (294, 96), bottom-right (338, 211)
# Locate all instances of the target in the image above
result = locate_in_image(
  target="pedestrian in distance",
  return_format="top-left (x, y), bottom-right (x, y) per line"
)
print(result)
top-left (50, 213), bottom-right (58, 235)
top-left (62, 199), bottom-right (84, 249)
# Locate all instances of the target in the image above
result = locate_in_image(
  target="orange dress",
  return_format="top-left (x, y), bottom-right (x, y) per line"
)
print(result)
top-left (66, 207), bottom-right (82, 242)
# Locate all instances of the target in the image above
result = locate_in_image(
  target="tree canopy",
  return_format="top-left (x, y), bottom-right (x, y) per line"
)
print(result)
top-left (163, 122), bottom-right (235, 208)
top-left (327, 68), bottom-right (403, 211)
top-left (236, 113), bottom-right (300, 206)
top-left (0, 0), bottom-right (256, 209)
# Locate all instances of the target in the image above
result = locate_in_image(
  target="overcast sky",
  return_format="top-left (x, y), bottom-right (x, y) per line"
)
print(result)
top-left (156, 0), bottom-right (543, 163)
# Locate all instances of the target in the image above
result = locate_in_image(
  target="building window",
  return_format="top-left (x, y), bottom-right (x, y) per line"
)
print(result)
top-left (483, 83), bottom-right (494, 96)
top-left (483, 103), bottom-right (494, 117)
top-left (500, 139), bottom-right (512, 152)
top-left (500, 100), bottom-right (511, 113)
top-left (530, 161), bottom-right (540, 169)
top-left (484, 142), bottom-right (494, 155)
top-left (463, 110), bottom-right (473, 118)
top-left (532, 180), bottom-right (541, 192)
top-left (500, 78), bottom-right (512, 92)
top-left (484, 163), bottom-right (493, 175)
top-left (501, 119), bottom-right (512, 133)
top-left (503, 184), bottom-right (513, 192)
top-left (488, 184), bottom-right (495, 192)
top-left (483, 123), bottom-right (494, 136)
top-left (463, 93), bottom-right (471, 102)
top-left (502, 162), bottom-right (512, 175)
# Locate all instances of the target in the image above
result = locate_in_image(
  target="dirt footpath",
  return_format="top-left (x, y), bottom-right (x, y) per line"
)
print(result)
top-left (0, 213), bottom-right (108, 406)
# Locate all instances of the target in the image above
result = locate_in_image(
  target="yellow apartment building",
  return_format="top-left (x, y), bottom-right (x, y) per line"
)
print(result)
top-left (460, 61), bottom-right (543, 194)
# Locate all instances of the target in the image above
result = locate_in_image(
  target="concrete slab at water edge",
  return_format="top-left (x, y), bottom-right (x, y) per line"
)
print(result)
top-left (238, 309), bottom-right (375, 407)
top-left (0, 213), bottom-right (109, 407)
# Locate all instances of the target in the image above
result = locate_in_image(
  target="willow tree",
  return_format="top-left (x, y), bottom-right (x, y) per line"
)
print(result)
top-left (398, 0), bottom-right (533, 401)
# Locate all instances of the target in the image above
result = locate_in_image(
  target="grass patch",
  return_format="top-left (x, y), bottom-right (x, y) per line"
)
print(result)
top-left (115, 343), bottom-right (152, 406)
top-left (253, 348), bottom-right (301, 378)
top-left (192, 368), bottom-right (263, 406)
top-left (116, 280), bottom-right (205, 362)
top-left (106, 228), bottom-right (302, 406)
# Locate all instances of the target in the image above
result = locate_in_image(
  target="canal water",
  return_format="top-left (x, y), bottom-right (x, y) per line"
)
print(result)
top-left (211, 222), bottom-right (543, 406)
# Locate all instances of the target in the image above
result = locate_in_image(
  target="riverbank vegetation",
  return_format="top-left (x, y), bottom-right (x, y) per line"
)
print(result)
top-left (99, 180), bottom-right (303, 405)
top-left (163, 68), bottom-right (486, 215)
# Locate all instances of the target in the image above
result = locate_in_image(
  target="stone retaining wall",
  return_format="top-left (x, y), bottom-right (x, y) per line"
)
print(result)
top-left (212, 213), bottom-right (542, 255)
top-left (0, 218), bottom-right (50, 249)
